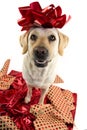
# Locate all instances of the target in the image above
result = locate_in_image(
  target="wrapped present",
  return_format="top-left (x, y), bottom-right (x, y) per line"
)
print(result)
top-left (0, 60), bottom-right (77, 130)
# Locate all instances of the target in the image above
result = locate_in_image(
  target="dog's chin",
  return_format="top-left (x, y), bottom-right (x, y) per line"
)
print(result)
top-left (34, 59), bottom-right (50, 67)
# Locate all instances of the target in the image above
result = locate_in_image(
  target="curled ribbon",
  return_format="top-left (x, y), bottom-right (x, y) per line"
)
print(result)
top-left (18, 2), bottom-right (71, 31)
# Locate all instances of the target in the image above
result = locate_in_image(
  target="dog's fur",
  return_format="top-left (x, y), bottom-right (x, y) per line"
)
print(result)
top-left (19, 27), bottom-right (69, 104)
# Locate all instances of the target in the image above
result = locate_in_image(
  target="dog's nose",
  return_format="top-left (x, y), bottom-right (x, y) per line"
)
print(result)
top-left (34, 46), bottom-right (48, 60)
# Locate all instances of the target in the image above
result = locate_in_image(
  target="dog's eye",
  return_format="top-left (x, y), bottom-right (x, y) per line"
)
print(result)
top-left (48, 35), bottom-right (56, 42)
top-left (30, 34), bottom-right (37, 41)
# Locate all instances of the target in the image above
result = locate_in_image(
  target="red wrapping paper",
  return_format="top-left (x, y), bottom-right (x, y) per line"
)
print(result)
top-left (0, 70), bottom-right (77, 130)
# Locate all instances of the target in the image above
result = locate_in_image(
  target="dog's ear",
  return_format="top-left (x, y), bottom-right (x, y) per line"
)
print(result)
top-left (19, 32), bottom-right (29, 54)
top-left (58, 31), bottom-right (69, 56)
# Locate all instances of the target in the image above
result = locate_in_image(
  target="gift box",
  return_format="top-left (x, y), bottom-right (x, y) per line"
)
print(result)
top-left (0, 60), bottom-right (77, 130)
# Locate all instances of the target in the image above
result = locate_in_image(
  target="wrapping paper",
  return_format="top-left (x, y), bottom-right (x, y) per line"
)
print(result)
top-left (0, 60), bottom-right (77, 130)
top-left (0, 70), bottom-right (77, 130)
top-left (0, 70), bottom-right (40, 130)
top-left (30, 86), bottom-right (77, 130)
top-left (0, 59), bottom-right (15, 90)
top-left (0, 116), bottom-right (19, 130)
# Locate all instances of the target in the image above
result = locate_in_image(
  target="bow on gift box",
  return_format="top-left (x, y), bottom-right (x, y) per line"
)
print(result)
top-left (0, 59), bottom-right (15, 90)
top-left (18, 2), bottom-right (71, 31)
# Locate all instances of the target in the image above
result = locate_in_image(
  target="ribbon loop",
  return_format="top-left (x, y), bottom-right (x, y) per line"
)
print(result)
top-left (30, 2), bottom-right (42, 11)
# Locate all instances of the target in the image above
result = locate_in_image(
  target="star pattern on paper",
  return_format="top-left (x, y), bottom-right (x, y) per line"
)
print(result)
top-left (0, 59), bottom-right (15, 90)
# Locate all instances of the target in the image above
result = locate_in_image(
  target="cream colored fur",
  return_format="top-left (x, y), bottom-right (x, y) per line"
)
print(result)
top-left (19, 28), bottom-right (69, 104)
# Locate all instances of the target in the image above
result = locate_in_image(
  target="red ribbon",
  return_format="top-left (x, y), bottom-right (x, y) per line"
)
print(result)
top-left (18, 2), bottom-right (70, 31)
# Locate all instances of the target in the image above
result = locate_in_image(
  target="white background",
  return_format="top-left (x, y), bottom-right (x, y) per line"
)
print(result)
top-left (0, 0), bottom-right (87, 130)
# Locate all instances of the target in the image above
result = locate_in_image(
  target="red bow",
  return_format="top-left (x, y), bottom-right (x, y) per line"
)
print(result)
top-left (18, 2), bottom-right (71, 31)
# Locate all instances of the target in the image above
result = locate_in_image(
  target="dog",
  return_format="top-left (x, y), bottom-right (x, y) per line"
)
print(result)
top-left (19, 27), bottom-right (69, 104)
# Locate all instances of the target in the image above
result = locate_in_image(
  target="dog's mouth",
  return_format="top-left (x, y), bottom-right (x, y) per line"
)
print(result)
top-left (34, 59), bottom-right (51, 67)
top-left (33, 46), bottom-right (51, 67)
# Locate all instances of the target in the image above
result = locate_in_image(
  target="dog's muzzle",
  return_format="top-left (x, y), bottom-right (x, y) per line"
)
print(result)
top-left (33, 46), bottom-right (49, 67)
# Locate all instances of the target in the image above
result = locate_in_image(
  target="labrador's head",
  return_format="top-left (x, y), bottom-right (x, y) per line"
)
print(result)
top-left (19, 28), bottom-right (69, 67)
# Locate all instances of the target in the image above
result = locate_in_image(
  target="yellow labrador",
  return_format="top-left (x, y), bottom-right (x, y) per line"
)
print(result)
top-left (19, 27), bottom-right (69, 104)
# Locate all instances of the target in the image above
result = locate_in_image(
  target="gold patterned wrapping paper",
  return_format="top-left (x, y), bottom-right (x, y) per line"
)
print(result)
top-left (0, 116), bottom-right (19, 130)
top-left (0, 60), bottom-right (77, 130)
top-left (0, 59), bottom-right (15, 90)
top-left (30, 85), bottom-right (75, 130)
